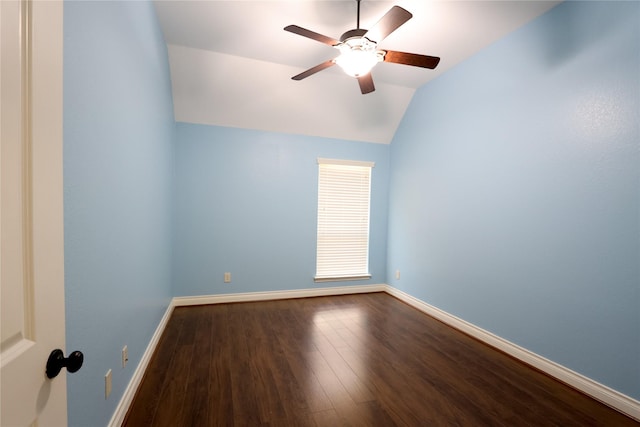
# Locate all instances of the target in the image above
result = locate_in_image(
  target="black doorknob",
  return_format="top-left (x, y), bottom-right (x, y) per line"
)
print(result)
top-left (46, 349), bottom-right (84, 379)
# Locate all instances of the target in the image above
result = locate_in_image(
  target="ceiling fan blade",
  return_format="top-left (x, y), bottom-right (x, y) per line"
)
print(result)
top-left (384, 50), bottom-right (441, 69)
top-left (284, 25), bottom-right (340, 46)
top-left (292, 60), bottom-right (336, 80)
top-left (363, 6), bottom-right (412, 43)
top-left (357, 73), bottom-right (375, 94)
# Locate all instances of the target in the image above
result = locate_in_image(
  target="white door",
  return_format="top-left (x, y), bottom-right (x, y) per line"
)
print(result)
top-left (1, 1), bottom-right (67, 426)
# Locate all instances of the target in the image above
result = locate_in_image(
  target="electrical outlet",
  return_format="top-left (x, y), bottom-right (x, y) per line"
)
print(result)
top-left (395, 270), bottom-right (401, 280)
top-left (122, 345), bottom-right (128, 368)
top-left (105, 369), bottom-right (112, 399)
top-left (224, 272), bottom-right (231, 283)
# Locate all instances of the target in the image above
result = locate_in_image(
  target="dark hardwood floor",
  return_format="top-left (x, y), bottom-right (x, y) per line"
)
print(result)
top-left (124, 293), bottom-right (639, 426)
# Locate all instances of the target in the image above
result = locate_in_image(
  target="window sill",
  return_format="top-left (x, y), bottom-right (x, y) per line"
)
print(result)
top-left (314, 274), bottom-right (372, 283)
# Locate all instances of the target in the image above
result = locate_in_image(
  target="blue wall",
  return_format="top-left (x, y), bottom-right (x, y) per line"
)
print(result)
top-left (387, 1), bottom-right (639, 399)
top-left (63, 2), bottom-right (175, 426)
top-left (173, 123), bottom-right (389, 296)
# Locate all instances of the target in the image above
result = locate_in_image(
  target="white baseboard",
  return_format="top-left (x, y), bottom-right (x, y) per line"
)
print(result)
top-left (384, 285), bottom-right (640, 422)
top-left (108, 302), bottom-right (175, 427)
top-left (173, 284), bottom-right (387, 306)
top-left (110, 284), bottom-right (640, 424)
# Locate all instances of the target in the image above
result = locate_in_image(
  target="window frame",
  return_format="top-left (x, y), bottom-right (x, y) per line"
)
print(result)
top-left (314, 158), bottom-right (374, 282)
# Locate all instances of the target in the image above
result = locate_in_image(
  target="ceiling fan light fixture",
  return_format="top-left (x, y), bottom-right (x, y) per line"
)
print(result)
top-left (284, 3), bottom-right (440, 94)
top-left (334, 37), bottom-right (384, 77)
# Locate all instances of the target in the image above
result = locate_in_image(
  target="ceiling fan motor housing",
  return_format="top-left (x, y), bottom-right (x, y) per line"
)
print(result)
top-left (339, 28), bottom-right (368, 43)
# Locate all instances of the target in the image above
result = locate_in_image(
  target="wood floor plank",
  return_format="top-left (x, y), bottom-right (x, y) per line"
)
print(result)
top-left (177, 307), bottom-right (213, 426)
top-left (123, 309), bottom-right (187, 426)
top-left (124, 293), bottom-right (640, 427)
top-left (226, 304), bottom-right (263, 426)
top-left (150, 343), bottom-right (193, 427)
top-left (312, 337), bottom-right (375, 404)
top-left (150, 311), bottom-right (200, 427)
top-left (207, 306), bottom-right (235, 426)
top-left (262, 307), bottom-right (312, 415)
top-left (312, 408), bottom-right (340, 427)
top-left (281, 350), bottom-right (334, 413)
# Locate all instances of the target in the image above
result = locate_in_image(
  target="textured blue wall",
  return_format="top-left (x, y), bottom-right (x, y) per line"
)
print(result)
top-left (173, 123), bottom-right (389, 296)
top-left (63, 2), bottom-right (175, 426)
top-left (387, 1), bottom-right (639, 399)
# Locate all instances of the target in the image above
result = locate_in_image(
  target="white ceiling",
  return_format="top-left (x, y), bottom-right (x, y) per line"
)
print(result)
top-left (154, 1), bottom-right (561, 144)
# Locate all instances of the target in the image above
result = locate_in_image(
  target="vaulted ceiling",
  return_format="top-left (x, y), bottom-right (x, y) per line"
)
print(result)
top-left (154, 1), bottom-right (560, 144)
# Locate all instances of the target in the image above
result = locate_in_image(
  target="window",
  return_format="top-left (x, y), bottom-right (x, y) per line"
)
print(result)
top-left (315, 158), bottom-right (374, 282)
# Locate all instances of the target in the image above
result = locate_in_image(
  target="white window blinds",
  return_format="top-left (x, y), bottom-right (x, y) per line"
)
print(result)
top-left (315, 158), bottom-right (374, 281)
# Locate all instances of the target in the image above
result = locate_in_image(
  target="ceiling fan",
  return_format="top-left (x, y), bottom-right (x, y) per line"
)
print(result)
top-left (284, 0), bottom-right (441, 95)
